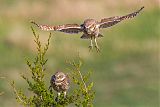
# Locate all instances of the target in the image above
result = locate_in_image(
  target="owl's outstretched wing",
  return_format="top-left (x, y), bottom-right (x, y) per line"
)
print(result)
top-left (98, 6), bottom-right (144, 29)
top-left (31, 21), bottom-right (83, 34)
top-left (54, 24), bottom-right (83, 34)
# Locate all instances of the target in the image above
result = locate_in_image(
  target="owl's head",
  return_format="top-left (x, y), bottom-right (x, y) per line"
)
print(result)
top-left (51, 71), bottom-right (66, 82)
top-left (83, 19), bottom-right (96, 27)
top-left (83, 19), bottom-right (97, 34)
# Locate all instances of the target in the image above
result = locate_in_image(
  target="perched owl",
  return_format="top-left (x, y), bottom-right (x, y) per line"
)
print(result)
top-left (31, 6), bottom-right (144, 52)
top-left (50, 71), bottom-right (70, 97)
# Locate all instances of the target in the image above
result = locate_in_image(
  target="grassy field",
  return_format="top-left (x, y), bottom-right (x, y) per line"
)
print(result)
top-left (0, 0), bottom-right (159, 107)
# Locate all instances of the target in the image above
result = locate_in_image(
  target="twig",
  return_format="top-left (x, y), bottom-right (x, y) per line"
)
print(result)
top-left (77, 69), bottom-right (88, 93)
top-left (10, 82), bottom-right (27, 105)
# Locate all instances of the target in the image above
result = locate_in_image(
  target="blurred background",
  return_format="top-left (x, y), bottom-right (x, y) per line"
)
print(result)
top-left (0, 0), bottom-right (159, 107)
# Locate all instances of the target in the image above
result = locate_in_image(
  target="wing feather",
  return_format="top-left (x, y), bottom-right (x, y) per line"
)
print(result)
top-left (31, 21), bottom-right (83, 34)
top-left (54, 24), bottom-right (83, 34)
top-left (30, 21), bottom-right (55, 31)
top-left (99, 6), bottom-right (144, 28)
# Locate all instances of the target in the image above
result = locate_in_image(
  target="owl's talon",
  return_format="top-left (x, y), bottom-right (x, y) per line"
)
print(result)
top-left (88, 45), bottom-right (93, 51)
top-left (95, 46), bottom-right (100, 52)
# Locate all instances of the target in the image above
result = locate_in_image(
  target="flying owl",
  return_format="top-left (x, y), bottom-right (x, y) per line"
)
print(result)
top-left (50, 71), bottom-right (70, 97)
top-left (31, 6), bottom-right (144, 52)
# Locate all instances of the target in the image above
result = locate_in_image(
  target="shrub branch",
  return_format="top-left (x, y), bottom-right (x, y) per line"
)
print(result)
top-left (11, 27), bottom-right (95, 107)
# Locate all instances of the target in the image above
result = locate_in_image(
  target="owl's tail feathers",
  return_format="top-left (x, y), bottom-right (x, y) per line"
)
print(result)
top-left (80, 33), bottom-right (103, 39)
top-left (30, 20), bottom-right (55, 31)
top-left (98, 33), bottom-right (104, 37)
top-left (81, 34), bottom-right (90, 39)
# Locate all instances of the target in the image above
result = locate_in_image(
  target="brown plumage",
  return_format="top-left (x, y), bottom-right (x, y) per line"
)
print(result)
top-left (31, 6), bottom-right (144, 52)
top-left (50, 71), bottom-right (70, 97)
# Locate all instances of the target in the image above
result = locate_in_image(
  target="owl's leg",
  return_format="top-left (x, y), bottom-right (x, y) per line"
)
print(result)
top-left (58, 92), bottom-right (61, 97)
top-left (64, 91), bottom-right (67, 98)
top-left (94, 37), bottom-right (100, 52)
top-left (55, 92), bottom-right (61, 102)
top-left (88, 36), bottom-right (93, 51)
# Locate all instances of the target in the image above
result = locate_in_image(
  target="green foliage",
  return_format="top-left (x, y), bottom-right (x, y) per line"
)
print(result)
top-left (66, 59), bottom-right (95, 107)
top-left (11, 27), bottom-right (95, 107)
